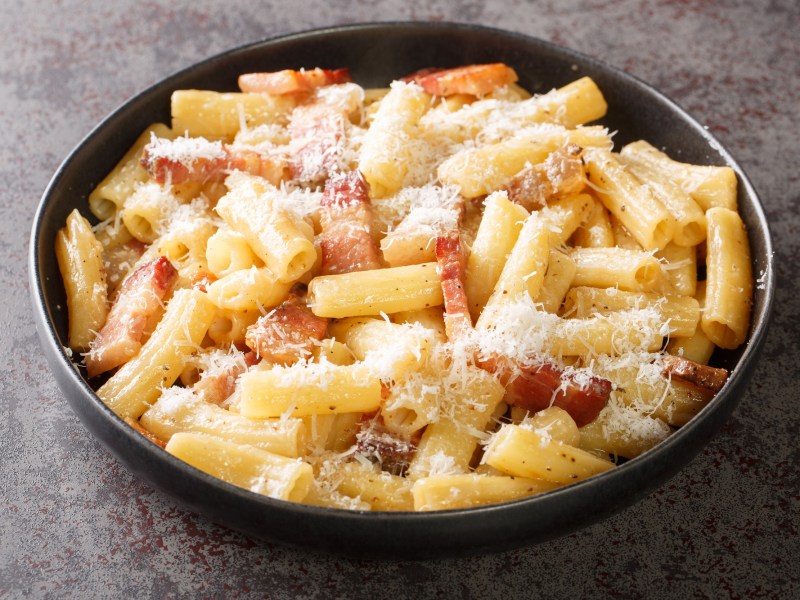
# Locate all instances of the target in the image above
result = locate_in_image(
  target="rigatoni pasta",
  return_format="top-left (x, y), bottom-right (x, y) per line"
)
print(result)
top-left (56, 62), bottom-right (754, 512)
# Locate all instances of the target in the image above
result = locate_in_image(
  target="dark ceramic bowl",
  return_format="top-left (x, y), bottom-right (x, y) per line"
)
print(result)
top-left (29, 22), bottom-right (774, 559)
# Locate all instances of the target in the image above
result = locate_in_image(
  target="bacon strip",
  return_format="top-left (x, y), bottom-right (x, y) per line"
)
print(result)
top-left (288, 105), bottom-right (348, 183)
top-left (400, 67), bottom-right (446, 84)
top-left (435, 231), bottom-right (472, 341)
top-left (505, 144), bottom-right (586, 210)
top-left (238, 68), bottom-right (351, 95)
top-left (355, 416), bottom-right (420, 476)
top-left (500, 361), bottom-right (611, 428)
top-left (141, 139), bottom-right (286, 186)
top-left (103, 238), bottom-right (147, 294)
top-left (194, 351), bottom-right (259, 405)
top-left (403, 63), bottom-right (518, 97)
top-left (86, 256), bottom-right (178, 378)
top-left (661, 355), bottom-right (728, 394)
top-left (245, 287), bottom-right (328, 365)
top-left (434, 228), bottom-right (609, 426)
top-left (318, 171), bottom-right (382, 275)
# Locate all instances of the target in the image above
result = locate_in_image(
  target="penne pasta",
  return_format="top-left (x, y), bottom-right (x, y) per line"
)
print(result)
top-left (569, 247), bottom-right (668, 293)
top-left (216, 172), bottom-right (317, 283)
top-left (307, 263), bottom-right (443, 318)
top-left (165, 432), bottom-right (313, 502)
top-left (620, 140), bottom-right (737, 211)
top-left (584, 147), bottom-right (675, 251)
top-left (55, 209), bottom-right (109, 351)
top-left (98, 289), bottom-right (217, 419)
top-left (464, 191), bottom-right (529, 320)
top-left (88, 123), bottom-right (176, 220)
top-left (484, 424), bottom-right (615, 484)
top-left (702, 207), bottom-right (753, 348)
top-left (239, 363), bottom-right (382, 419)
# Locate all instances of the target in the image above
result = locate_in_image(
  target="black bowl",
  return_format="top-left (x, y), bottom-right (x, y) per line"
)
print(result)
top-left (29, 22), bottom-right (774, 559)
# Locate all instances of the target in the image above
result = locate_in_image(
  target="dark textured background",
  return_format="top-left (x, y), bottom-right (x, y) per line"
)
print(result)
top-left (2, 1), bottom-right (798, 598)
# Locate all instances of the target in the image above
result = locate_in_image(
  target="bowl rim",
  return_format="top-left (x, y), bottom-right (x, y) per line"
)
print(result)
top-left (28, 20), bottom-right (776, 557)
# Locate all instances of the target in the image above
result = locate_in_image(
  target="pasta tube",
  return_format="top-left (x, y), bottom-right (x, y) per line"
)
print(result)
top-left (55, 209), bottom-right (108, 351)
top-left (584, 147), bottom-right (675, 251)
top-left (464, 191), bottom-right (529, 319)
top-left (171, 90), bottom-right (298, 139)
top-left (336, 462), bottom-right (414, 511)
top-left (239, 363), bottom-right (382, 418)
top-left (564, 287), bottom-right (700, 338)
top-left (439, 125), bottom-right (611, 198)
top-left (98, 289), bottom-right (217, 419)
top-left (307, 263), bottom-right (443, 318)
top-left (141, 388), bottom-right (306, 458)
top-left (534, 249), bottom-right (576, 313)
top-left (216, 172), bottom-right (317, 283)
top-left (476, 212), bottom-right (551, 327)
top-left (358, 81), bottom-right (431, 197)
top-left (484, 424), bottom-right (614, 484)
top-left (165, 432), bottom-right (313, 502)
top-left (88, 123), bottom-right (175, 220)
top-left (620, 140), bottom-right (737, 211)
top-left (205, 267), bottom-right (293, 312)
top-left (412, 474), bottom-right (557, 511)
top-left (569, 247), bottom-right (667, 293)
top-left (702, 207), bottom-right (752, 348)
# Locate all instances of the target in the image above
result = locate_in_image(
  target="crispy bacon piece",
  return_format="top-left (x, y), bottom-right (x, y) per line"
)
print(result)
top-left (503, 362), bottom-right (611, 427)
top-left (86, 256), bottom-right (178, 378)
top-left (190, 271), bottom-right (217, 294)
top-left (435, 231), bottom-right (472, 341)
top-left (238, 68), bottom-right (351, 95)
top-left (355, 416), bottom-right (420, 476)
top-left (245, 287), bottom-right (328, 365)
top-left (194, 351), bottom-right (259, 405)
top-left (103, 238), bottom-right (147, 294)
top-left (124, 417), bottom-right (167, 449)
top-left (400, 67), bottom-right (446, 83)
top-left (318, 171), bottom-right (382, 275)
top-left (433, 228), bottom-right (608, 425)
top-left (404, 63), bottom-right (518, 97)
top-left (505, 144), bottom-right (586, 210)
top-left (141, 139), bottom-right (286, 186)
top-left (288, 105), bottom-right (348, 182)
top-left (661, 355), bottom-right (728, 394)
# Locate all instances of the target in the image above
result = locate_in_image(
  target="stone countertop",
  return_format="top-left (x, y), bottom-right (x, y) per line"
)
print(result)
top-left (2, 1), bottom-right (798, 598)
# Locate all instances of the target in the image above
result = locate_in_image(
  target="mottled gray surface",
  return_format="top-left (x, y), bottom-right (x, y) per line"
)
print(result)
top-left (2, 0), bottom-right (798, 598)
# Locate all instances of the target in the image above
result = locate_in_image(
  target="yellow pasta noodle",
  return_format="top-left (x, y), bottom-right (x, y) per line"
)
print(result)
top-left (165, 432), bottom-right (313, 502)
top-left (620, 140), bottom-right (737, 211)
top-left (484, 424), bottom-right (615, 484)
top-left (358, 81), bottom-right (431, 197)
top-left (88, 123), bottom-right (175, 220)
top-left (412, 474), bottom-right (557, 511)
top-left (307, 262), bottom-right (443, 318)
top-left (216, 172), bottom-right (317, 283)
top-left (98, 289), bottom-right (217, 419)
top-left (563, 287), bottom-right (700, 338)
top-left (464, 191), bottom-right (529, 319)
top-left (585, 147), bottom-right (675, 251)
top-left (171, 90), bottom-right (297, 139)
top-left (702, 207), bottom-right (753, 348)
top-left (239, 363), bottom-right (382, 419)
top-left (141, 387), bottom-right (306, 458)
top-left (569, 247), bottom-right (668, 293)
top-left (439, 125), bottom-right (611, 198)
top-left (55, 209), bottom-right (108, 351)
